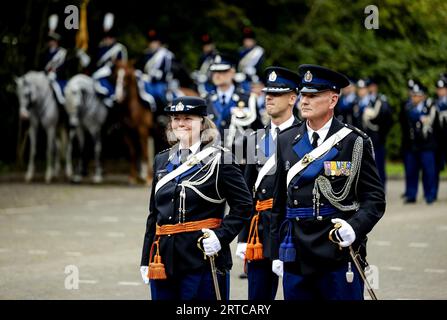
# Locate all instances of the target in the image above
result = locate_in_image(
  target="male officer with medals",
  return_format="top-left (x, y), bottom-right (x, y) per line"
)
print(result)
top-left (235, 67), bottom-right (301, 300)
top-left (270, 64), bottom-right (386, 300)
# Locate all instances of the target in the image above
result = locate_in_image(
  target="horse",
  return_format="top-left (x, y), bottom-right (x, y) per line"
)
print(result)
top-left (115, 60), bottom-right (155, 185)
top-left (15, 71), bottom-right (59, 183)
top-left (64, 74), bottom-right (108, 183)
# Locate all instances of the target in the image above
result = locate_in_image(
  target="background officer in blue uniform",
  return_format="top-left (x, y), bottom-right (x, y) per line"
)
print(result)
top-left (353, 78), bottom-right (393, 187)
top-left (140, 97), bottom-right (252, 300)
top-left (400, 81), bottom-right (440, 204)
top-left (40, 14), bottom-right (67, 106)
top-left (270, 64), bottom-right (386, 300)
top-left (236, 66), bottom-right (301, 300)
top-left (191, 33), bottom-right (218, 96)
top-left (435, 75), bottom-right (447, 196)
top-left (236, 27), bottom-right (265, 93)
top-left (335, 79), bottom-right (356, 125)
top-left (136, 29), bottom-right (174, 109)
top-left (91, 13), bottom-right (128, 108)
top-left (205, 54), bottom-right (262, 154)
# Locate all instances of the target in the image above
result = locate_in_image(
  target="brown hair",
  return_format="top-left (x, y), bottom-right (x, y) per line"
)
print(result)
top-left (165, 116), bottom-right (220, 146)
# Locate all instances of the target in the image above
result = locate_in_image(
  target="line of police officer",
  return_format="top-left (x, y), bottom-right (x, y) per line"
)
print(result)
top-left (140, 63), bottom-right (386, 300)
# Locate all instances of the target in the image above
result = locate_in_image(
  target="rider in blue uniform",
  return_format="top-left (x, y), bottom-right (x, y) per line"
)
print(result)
top-left (236, 27), bottom-right (265, 93)
top-left (335, 79), bottom-right (356, 125)
top-left (41, 14), bottom-right (67, 106)
top-left (135, 29), bottom-right (174, 110)
top-left (92, 13), bottom-right (128, 108)
top-left (192, 33), bottom-right (218, 96)
top-left (400, 81), bottom-right (440, 204)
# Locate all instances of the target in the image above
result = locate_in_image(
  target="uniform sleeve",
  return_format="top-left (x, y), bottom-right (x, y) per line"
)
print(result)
top-left (214, 154), bottom-right (253, 246)
top-left (269, 137), bottom-right (287, 260)
top-left (347, 137), bottom-right (386, 239)
top-left (140, 155), bottom-right (160, 266)
top-left (237, 162), bottom-right (256, 242)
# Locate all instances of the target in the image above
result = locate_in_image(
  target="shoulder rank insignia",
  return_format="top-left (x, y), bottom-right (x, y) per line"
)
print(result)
top-left (324, 161), bottom-right (351, 176)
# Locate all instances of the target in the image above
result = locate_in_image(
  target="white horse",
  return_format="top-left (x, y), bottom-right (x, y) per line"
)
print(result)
top-left (15, 71), bottom-right (59, 183)
top-left (64, 74), bottom-right (108, 183)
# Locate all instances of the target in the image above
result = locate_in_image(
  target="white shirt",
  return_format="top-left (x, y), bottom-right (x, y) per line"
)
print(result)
top-left (306, 117), bottom-right (333, 147)
top-left (270, 115), bottom-right (295, 140)
top-left (216, 85), bottom-right (235, 105)
top-left (179, 140), bottom-right (201, 156)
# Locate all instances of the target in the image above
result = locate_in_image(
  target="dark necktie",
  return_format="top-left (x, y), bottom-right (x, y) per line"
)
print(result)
top-left (221, 94), bottom-right (226, 106)
top-left (275, 127), bottom-right (281, 140)
top-left (311, 132), bottom-right (319, 149)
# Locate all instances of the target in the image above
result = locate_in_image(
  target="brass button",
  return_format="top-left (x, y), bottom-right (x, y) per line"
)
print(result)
top-left (295, 217), bottom-right (300, 221)
top-left (293, 200), bottom-right (298, 206)
top-left (317, 216), bottom-right (323, 221)
top-left (262, 189), bottom-right (266, 194)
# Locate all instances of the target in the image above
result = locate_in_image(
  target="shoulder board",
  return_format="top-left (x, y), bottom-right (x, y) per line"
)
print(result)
top-left (345, 123), bottom-right (369, 139)
top-left (280, 122), bottom-right (301, 134)
top-left (158, 147), bottom-right (172, 154)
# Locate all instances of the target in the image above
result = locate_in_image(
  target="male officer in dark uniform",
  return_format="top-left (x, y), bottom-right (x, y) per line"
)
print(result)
top-left (400, 81), bottom-right (440, 204)
top-left (205, 54), bottom-right (262, 158)
top-left (270, 64), bottom-right (386, 300)
top-left (236, 67), bottom-right (301, 300)
top-left (353, 78), bottom-right (393, 187)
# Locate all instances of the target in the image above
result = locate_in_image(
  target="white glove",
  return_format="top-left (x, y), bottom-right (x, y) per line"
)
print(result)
top-left (331, 218), bottom-right (356, 247)
top-left (235, 242), bottom-right (247, 260)
top-left (140, 266), bottom-right (149, 284)
top-left (272, 259), bottom-right (283, 277)
top-left (201, 228), bottom-right (221, 256)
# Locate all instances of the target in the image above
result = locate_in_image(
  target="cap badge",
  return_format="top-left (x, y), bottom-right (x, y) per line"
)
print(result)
top-left (304, 70), bottom-right (313, 82)
top-left (175, 101), bottom-right (185, 111)
top-left (438, 80), bottom-right (444, 88)
top-left (215, 55), bottom-right (221, 63)
top-left (269, 71), bottom-right (277, 82)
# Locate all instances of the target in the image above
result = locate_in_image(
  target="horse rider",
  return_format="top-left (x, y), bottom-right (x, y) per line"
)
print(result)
top-left (205, 54), bottom-right (262, 161)
top-left (353, 78), bottom-right (393, 187)
top-left (335, 78), bottom-right (356, 126)
top-left (91, 12), bottom-right (128, 108)
top-left (191, 33), bottom-right (219, 96)
top-left (41, 14), bottom-right (67, 106)
top-left (236, 27), bottom-right (265, 93)
top-left (140, 96), bottom-right (252, 300)
top-left (400, 81), bottom-right (440, 204)
top-left (435, 74), bottom-right (447, 196)
top-left (135, 29), bottom-right (174, 109)
top-left (270, 64), bottom-right (386, 300)
top-left (236, 66), bottom-right (301, 300)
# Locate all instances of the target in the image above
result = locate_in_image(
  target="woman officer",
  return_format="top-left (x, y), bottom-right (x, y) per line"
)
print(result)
top-left (140, 96), bottom-right (252, 300)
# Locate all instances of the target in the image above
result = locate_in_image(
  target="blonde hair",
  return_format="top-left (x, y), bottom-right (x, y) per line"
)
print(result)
top-left (165, 116), bottom-right (220, 146)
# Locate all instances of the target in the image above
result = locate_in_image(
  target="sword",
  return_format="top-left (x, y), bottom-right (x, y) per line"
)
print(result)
top-left (197, 232), bottom-right (221, 300)
top-left (329, 222), bottom-right (378, 300)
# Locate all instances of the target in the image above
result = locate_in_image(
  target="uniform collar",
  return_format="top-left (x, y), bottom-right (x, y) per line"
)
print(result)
top-left (270, 115), bottom-right (295, 139)
top-left (216, 85), bottom-right (235, 102)
top-left (179, 140), bottom-right (201, 155)
top-left (306, 117), bottom-right (333, 147)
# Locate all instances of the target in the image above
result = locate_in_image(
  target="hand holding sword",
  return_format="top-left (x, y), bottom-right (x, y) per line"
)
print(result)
top-left (329, 219), bottom-right (378, 300)
top-left (197, 229), bottom-right (222, 300)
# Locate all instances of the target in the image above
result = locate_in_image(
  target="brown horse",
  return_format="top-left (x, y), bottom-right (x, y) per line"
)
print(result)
top-left (115, 60), bottom-right (155, 185)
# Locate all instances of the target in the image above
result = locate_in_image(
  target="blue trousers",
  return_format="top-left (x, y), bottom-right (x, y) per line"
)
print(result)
top-left (150, 269), bottom-right (229, 300)
top-left (374, 144), bottom-right (386, 189)
top-left (283, 263), bottom-right (364, 300)
top-left (404, 150), bottom-right (437, 202)
top-left (247, 259), bottom-right (279, 300)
